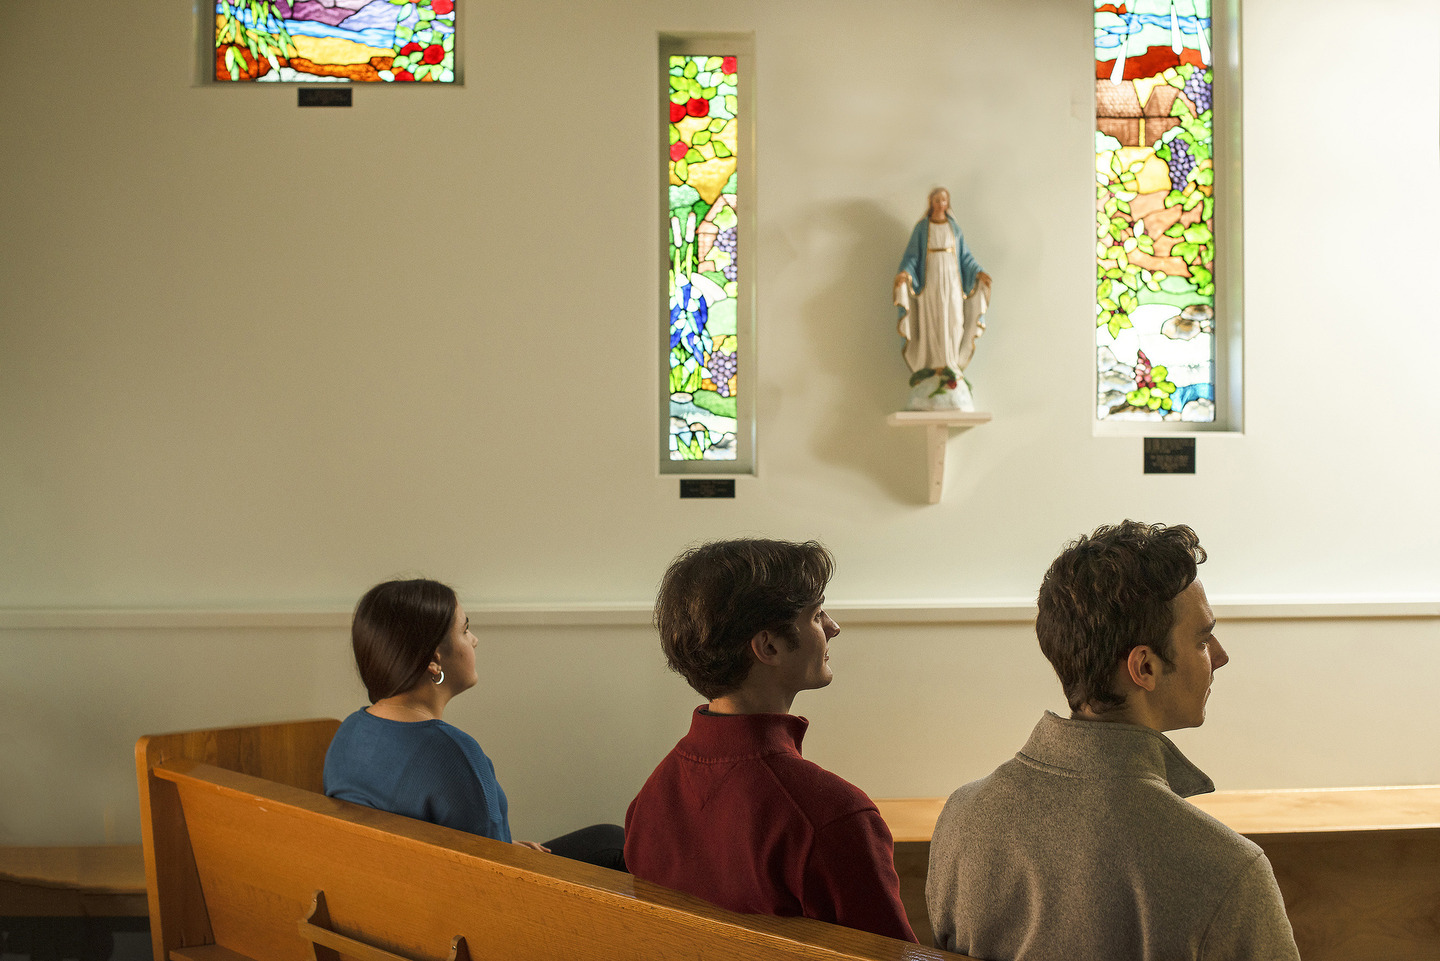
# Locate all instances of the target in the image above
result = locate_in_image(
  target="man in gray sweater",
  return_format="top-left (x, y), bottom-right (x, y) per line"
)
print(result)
top-left (926, 521), bottom-right (1300, 961)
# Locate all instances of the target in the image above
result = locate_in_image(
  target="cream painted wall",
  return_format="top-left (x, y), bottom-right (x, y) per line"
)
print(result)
top-left (1, 0), bottom-right (1437, 845)
top-left (3, 613), bottom-right (1438, 846)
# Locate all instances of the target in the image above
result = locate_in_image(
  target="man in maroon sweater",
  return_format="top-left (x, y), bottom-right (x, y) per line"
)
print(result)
top-left (624, 538), bottom-right (917, 943)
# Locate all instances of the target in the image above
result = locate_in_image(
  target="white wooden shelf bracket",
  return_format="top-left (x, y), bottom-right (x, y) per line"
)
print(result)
top-left (885, 410), bottom-right (992, 504)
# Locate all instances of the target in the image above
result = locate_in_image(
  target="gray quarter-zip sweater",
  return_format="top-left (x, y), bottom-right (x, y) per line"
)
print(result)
top-left (927, 712), bottom-right (1299, 961)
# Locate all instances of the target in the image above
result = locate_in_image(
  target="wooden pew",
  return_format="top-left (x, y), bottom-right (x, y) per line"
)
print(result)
top-left (877, 789), bottom-right (1440, 960)
top-left (0, 845), bottom-right (147, 917)
top-left (137, 720), bottom-right (968, 961)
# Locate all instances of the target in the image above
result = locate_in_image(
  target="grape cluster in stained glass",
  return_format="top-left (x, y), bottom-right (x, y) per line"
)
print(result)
top-left (1094, 1), bottom-right (1216, 422)
top-left (215, 0), bottom-right (455, 82)
top-left (668, 55), bottom-right (739, 460)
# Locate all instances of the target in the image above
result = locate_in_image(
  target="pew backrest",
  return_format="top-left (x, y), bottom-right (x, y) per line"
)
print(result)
top-left (137, 720), bottom-right (968, 961)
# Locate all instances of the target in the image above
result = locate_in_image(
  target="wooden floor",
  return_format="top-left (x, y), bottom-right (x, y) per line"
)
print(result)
top-left (879, 787), bottom-right (1440, 960)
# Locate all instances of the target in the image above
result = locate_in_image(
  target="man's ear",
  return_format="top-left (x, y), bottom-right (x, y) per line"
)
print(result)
top-left (749, 629), bottom-right (784, 666)
top-left (1124, 645), bottom-right (1162, 692)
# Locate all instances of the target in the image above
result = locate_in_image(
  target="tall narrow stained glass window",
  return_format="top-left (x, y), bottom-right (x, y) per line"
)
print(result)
top-left (214, 0), bottom-right (456, 82)
top-left (661, 38), bottom-right (753, 472)
top-left (1094, 1), bottom-right (1230, 424)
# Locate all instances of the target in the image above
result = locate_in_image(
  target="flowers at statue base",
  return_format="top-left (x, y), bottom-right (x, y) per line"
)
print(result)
top-left (910, 366), bottom-right (960, 397)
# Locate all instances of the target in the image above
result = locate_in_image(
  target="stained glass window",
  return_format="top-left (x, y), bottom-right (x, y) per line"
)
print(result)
top-left (663, 46), bottom-right (751, 470)
top-left (1094, 1), bottom-right (1218, 423)
top-left (214, 0), bottom-right (456, 82)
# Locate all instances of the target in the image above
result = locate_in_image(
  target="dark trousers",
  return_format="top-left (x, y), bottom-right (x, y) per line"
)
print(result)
top-left (542, 822), bottom-right (626, 872)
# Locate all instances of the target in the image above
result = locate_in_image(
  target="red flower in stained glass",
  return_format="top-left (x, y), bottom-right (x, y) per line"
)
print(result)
top-left (431, 0), bottom-right (454, 13)
top-left (394, 69), bottom-right (415, 81)
top-left (722, 56), bottom-right (737, 75)
top-left (685, 98), bottom-right (709, 117)
top-left (669, 102), bottom-right (685, 123)
top-left (398, 42), bottom-right (422, 55)
top-left (670, 142), bottom-right (689, 162)
top-left (423, 44), bottom-right (445, 64)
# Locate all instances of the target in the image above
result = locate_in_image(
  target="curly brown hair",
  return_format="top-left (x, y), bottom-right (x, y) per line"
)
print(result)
top-left (655, 539), bottom-right (834, 700)
top-left (1036, 521), bottom-right (1206, 713)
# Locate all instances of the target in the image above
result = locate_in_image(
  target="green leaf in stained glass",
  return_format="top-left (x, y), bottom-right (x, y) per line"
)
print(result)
top-left (686, 78), bottom-right (701, 98)
top-left (685, 148), bottom-right (703, 163)
top-left (1181, 191), bottom-right (1203, 211)
top-left (1137, 235), bottom-right (1155, 254)
top-left (1172, 241), bottom-right (1200, 260)
top-left (1195, 167), bottom-right (1214, 186)
top-left (691, 390), bottom-right (737, 419)
top-left (1170, 97), bottom-right (1192, 118)
top-left (692, 130), bottom-right (712, 145)
top-left (724, 95), bottom-right (737, 113)
top-left (1165, 189), bottom-right (1185, 207)
top-left (722, 172), bottom-right (737, 195)
top-left (705, 298), bottom-right (737, 335)
top-left (1183, 224), bottom-right (1213, 244)
top-left (701, 86), bottom-right (717, 98)
top-left (669, 75), bottom-right (686, 91)
top-left (704, 56), bottom-right (723, 70)
top-left (709, 118), bottom-right (726, 131)
top-left (1164, 222), bottom-right (1185, 238)
top-left (669, 125), bottom-right (680, 144)
top-left (674, 158), bottom-right (689, 181)
top-left (1190, 266), bottom-right (1213, 287)
top-left (670, 184), bottom-right (699, 209)
top-left (1203, 197), bottom-right (1214, 221)
top-left (684, 59), bottom-right (699, 79)
top-left (712, 141), bottom-right (732, 158)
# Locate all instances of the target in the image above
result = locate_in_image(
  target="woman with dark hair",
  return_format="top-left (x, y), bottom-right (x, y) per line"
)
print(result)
top-left (323, 578), bottom-right (626, 869)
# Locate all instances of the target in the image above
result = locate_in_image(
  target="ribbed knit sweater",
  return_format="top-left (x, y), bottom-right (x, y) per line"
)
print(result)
top-left (625, 707), bottom-right (916, 942)
top-left (323, 708), bottom-right (511, 842)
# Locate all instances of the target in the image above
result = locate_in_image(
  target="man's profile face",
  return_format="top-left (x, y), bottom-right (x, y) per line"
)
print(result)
top-left (771, 600), bottom-right (839, 695)
top-left (1150, 578), bottom-right (1229, 731)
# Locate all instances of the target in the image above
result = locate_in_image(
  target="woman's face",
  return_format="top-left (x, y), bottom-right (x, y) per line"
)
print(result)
top-left (929, 190), bottom-right (950, 219)
top-left (435, 603), bottom-right (480, 694)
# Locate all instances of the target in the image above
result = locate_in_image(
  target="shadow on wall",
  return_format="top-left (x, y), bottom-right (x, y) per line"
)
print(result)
top-left (797, 200), bottom-right (936, 503)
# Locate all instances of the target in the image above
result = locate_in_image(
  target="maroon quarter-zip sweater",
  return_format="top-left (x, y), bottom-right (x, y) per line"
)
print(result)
top-left (625, 707), bottom-right (917, 943)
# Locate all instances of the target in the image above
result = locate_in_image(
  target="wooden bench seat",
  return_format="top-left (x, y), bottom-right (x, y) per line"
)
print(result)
top-left (876, 789), bottom-right (1440, 960)
top-left (137, 719), bottom-right (970, 961)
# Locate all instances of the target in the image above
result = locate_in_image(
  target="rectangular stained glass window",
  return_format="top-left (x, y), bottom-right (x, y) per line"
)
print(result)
top-left (214, 0), bottom-right (456, 82)
top-left (662, 38), bottom-right (753, 472)
top-left (1094, 1), bottom-right (1219, 423)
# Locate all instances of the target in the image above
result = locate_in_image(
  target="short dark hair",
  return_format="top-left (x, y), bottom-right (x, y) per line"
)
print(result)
top-left (352, 579), bottom-right (458, 703)
top-left (655, 538), bottom-right (834, 700)
top-left (1036, 521), bottom-right (1206, 713)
